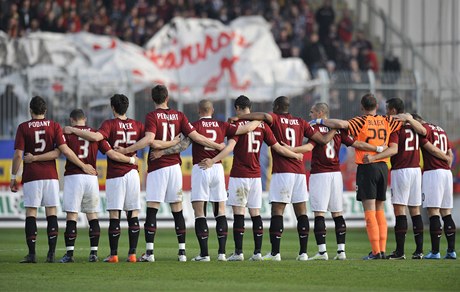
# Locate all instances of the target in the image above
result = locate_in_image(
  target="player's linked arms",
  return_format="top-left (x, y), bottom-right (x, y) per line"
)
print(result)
top-left (198, 158), bottom-right (214, 169)
top-left (149, 137), bottom-right (192, 160)
top-left (227, 116), bottom-right (239, 123)
top-left (280, 141), bottom-right (314, 154)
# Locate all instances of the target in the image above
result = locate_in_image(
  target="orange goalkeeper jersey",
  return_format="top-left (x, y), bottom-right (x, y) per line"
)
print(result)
top-left (348, 114), bottom-right (401, 164)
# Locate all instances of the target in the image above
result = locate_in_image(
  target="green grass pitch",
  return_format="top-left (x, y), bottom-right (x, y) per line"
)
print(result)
top-left (0, 227), bottom-right (459, 291)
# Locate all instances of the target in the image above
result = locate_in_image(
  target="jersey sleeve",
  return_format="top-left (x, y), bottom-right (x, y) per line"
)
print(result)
top-left (268, 112), bottom-right (277, 126)
top-left (98, 120), bottom-right (111, 139)
top-left (54, 122), bottom-right (66, 146)
top-left (422, 123), bottom-right (432, 137)
top-left (14, 125), bottom-right (25, 151)
top-left (303, 120), bottom-right (316, 138)
top-left (387, 116), bottom-right (402, 133)
top-left (138, 121), bottom-right (146, 138)
top-left (144, 112), bottom-right (157, 134)
top-left (98, 139), bottom-right (112, 154)
top-left (224, 122), bottom-right (238, 137)
top-left (389, 131), bottom-right (399, 145)
top-left (263, 125), bottom-right (278, 146)
top-left (347, 116), bottom-right (366, 137)
top-left (180, 113), bottom-right (195, 136)
top-left (340, 130), bottom-right (355, 146)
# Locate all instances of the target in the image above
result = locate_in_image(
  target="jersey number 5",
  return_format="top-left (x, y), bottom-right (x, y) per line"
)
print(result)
top-left (34, 130), bottom-right (46, 152)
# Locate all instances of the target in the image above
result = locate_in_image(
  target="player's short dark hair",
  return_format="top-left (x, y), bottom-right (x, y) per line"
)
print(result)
top-left (151, 84), bottom-right (168, 104)
top-left (70, 109), bottom-right (86, 120)
top-left (386, 97), bottom-right (405, 114)
top-left (234, 95), bottom-right (251, 110)
top-left (110, 94), bottom-right (129, 115)
top-left (411, 113), bottom-right (424, 122)
top-left (361, 93), bottom-right (377, 111)
top-left (29, 96), bottom-right (47, 115)
top-left (273, 96), bottom-right (290, 113)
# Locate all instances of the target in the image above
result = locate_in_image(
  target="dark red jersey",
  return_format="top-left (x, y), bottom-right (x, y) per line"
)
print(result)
top-left (389, 124), bottom-right (422, 170)
top-left (420, 123), bottom-right (451, 171)
top-left (64, 126), bottom-right (106, 176)
top-left (309, 125), bottom-right (354, 174)
top-left (98, 118), bottom-right (144, 179)
top-left (14, 119), bottom-right (66, 183)
top-left (144, 108), bottom-right (195, 172)
top-left (191, 117), bottom-right (238, 165)
top-left (268, 113), bottom-right (316, 174)
top-left (230, 120), bottom-right (277, 178)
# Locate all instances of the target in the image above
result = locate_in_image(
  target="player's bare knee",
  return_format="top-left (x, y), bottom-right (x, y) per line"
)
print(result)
top-left (170, 202), bottom-right (182, 213)
top-left (427, 208), bottom-right (440, 217)
top-left (271, 202), bottom-right (285, 216)
top-left (393, 204), bottom-right (406, 216)
top-left (249, 208), bottom-right (260, 217)
top-left (440, 208), bottom-right (452, 217)
top-left (45, 206), bottom-right (57, 217)
top-left (147, 201), bottom-right (160, 209)
top-left (25, 207), bottom-right (38, 217)
top-left (408, 206), bottom-right (421, 217)
top-left (293, 202), bottom-right (307, 216)
top-left (66, 212), bottom-right (78, 221)
top-left (331, 211), bottom-right (342, 218)
top-left (86, 212), bottom-right (97, 221)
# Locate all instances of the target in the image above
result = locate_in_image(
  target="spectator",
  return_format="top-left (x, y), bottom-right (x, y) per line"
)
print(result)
top-left (315, 0), bottom-right (335, 44)
top-left (337, 8), bottom-right (353, 44)
top-left (351, 29), bottom-right (373, 52)
top-left (0, 0), bottom-right (366, 65)
top-left (277, 28), bottom-right (293, 58)
top-left (301, 32), bottom-right (328, 78)
top-left (383, 51), bottom-right (401, 84)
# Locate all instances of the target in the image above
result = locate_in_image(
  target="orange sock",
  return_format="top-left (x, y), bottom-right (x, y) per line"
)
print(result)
top-left (364, 210), bottom-right (380, 254)
top-left (376, 210), bottom-right (387, 253)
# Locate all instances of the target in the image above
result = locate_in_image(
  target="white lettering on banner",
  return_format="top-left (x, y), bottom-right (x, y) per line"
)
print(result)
top-left (0, 190), bottom-right (394, 228)
top-left (1, 17), bottom-right (311, 103)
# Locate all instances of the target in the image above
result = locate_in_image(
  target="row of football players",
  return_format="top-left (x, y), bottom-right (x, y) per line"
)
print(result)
top-left (11, 86), bottom-right (455, 263)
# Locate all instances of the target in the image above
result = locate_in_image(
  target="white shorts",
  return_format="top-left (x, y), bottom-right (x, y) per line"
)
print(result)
top-left (390, 168), bottom-right (422, 206)
top-left (23, 179), bottom-right (59, 208)
top-left (422, 169), bottom-right (453, 209)
top-left (105, 169), bottom-right (141, 211)
top-left (146, 164), bottom-right (183, 203)
top-left (268, 173), bottom-right (308, 204)
top-left (309, 172), bottom-right (343, 212)
top-left (227, 177), bottom-right (262, 209)
top-left (191, 164), bottom-right (227, 202)
top-left (63, 174), bottom-right (100, 213)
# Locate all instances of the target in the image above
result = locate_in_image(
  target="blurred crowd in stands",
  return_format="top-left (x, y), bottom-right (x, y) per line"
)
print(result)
top-left (1, 0), bottom-right (401, 78)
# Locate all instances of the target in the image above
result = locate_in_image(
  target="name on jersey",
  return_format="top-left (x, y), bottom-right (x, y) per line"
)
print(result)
top-left (280, 118), bottom-right (299, 125)
top-left (428, 124), bottom-right (444, 132)
top-left (119, 122), bottom-right (134, 130)
top-left (157, 113), bottom-right (179, 120)
top-left (238, 120), bottom-right (265, 128)
top-left (202, 121), bottom-right (219, 127)
top-left (368, 119), bottom-right (384, 126)
top-left (28, 120), bottom-right (50, 128)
